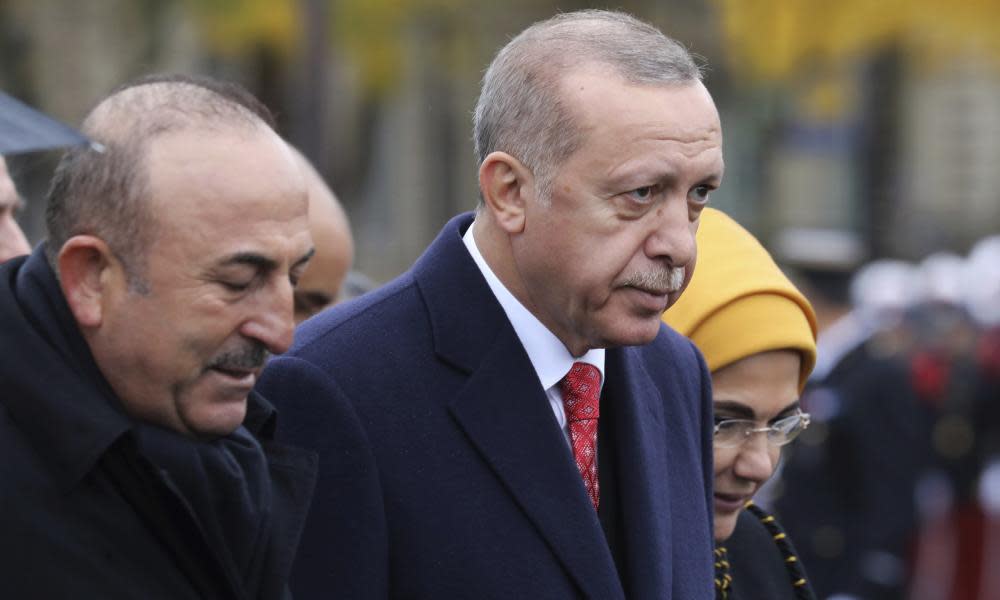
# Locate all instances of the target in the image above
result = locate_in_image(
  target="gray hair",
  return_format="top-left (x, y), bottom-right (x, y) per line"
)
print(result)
top-left (473, 9), bottom-right (704, 200)
top-left (44, 74), bottom-right (274, 290)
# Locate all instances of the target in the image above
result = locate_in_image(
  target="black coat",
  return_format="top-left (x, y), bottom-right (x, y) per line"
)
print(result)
top-left (0, 248), bottom-right (317, 599)
top-left (775, 339), bottom-right (923, 599)
top-left (720, 508), bottom-right (816, 600)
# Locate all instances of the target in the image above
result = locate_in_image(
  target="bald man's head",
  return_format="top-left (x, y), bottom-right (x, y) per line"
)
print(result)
top-left (44, 78), bottom-right (274, 281)
top-left (291, 147), bottom-right (354, 323)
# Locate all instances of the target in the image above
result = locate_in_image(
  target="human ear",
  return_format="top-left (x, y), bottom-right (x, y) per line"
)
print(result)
top-left (478, 151), bottom-right (534, 234)
top-left (57, 235), bottom-right (119, 328)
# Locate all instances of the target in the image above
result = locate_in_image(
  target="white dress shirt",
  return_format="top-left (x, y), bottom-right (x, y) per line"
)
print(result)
top-left (463, 220), bottom-right (605, 445)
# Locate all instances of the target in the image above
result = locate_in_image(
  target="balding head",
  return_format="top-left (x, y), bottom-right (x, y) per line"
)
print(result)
top-left (473, 9), bottom-right (703, 201)
top-left (290, 146), bottom-right (354, 322)
top-left (44, 76), bottom-right (276, 285)
top-left (48, 74), bottom-right (314, 438)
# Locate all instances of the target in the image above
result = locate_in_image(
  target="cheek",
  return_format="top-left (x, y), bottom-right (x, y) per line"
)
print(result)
top-left (769, 447), bottom-right (783, 471)
top-left (518, 233), bottom-right (594, 297)
top-left (609, 232), bottom-right (659, 282)
top-left (713, 447), bottom-right (737, 476)
top-left (143, 299), bottom-right (227, 366)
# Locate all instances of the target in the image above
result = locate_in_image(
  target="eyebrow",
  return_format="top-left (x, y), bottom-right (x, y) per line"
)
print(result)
top-left (219, 252), bottom-right (278, 271)
top-left (700, 170), bottom-right (724, 187)
top-left (606, 162), bottom-right (725, 194)
top-left (218, 247), bottom-right (315, 271)
top-left (713, 400), bottom-right (801, 421)
top-left (295, 247), bottom-right (316, 268)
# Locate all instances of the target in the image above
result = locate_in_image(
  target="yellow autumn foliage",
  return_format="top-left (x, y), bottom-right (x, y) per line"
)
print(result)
top-left (714, 0), bottom-right (1000, 81)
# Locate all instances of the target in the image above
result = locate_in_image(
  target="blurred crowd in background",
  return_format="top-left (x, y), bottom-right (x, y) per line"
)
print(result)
top-left (764, 232), bottom-right (1000, 599)
top-left (2, 1), bottom-right (998, 599)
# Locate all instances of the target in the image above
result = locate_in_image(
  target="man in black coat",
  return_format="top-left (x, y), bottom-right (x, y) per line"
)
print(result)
top-left (0, 75), bottom-right (317, 599)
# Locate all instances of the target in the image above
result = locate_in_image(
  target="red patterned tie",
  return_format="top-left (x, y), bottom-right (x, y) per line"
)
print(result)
top-left (560, 362), bottom-right (601, 511)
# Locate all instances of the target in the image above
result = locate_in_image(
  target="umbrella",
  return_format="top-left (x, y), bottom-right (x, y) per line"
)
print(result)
top-left (0, 91), bottom-right (89, 155)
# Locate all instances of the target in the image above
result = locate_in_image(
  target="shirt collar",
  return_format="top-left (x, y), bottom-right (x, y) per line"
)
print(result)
top-left (462, 219), bottom-right (604, 391)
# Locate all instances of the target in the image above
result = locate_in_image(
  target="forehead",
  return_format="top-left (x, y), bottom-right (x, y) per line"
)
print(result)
top-left (711, 350), bottom-right (801, 416)
top-left (144, 127), bottom-right (309, 258)
top-left (557, 65), bottom-right (723, 168)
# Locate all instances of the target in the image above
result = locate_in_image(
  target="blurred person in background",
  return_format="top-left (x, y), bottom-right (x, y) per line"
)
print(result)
top-left (0, 75), bottom-right (317, 599)
top-left (338, 269), bottom-right (378, 302)
top-left (906, 245), bottom-right (1000, 600)
top-left (0, 155), bottom-right (30, 262)
top-left (288, 145), bottom-right (354, 323)
top-left (2, 91), bottom-right (92, 261)
top-left (962, 235), bottom-right (1000, 600)
top-left (664, 207), bottom-right (818, 600)
top-left (773, 233), bottom-right (925, 600)
top-left (257, 9), bottom-right (723, 599)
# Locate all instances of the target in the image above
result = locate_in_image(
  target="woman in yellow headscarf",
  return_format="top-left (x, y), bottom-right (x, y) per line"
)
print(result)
top-left (663, 208), bottom-right (818, 600)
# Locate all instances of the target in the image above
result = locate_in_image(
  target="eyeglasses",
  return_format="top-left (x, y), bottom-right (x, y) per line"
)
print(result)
top-left (713, 411), bottom-right (811, 448)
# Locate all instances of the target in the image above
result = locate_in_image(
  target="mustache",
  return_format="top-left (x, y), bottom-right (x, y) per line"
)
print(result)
top-left (621, 267), bottom-right (686, 294)
top-left (208, 342), bottom-right (270, 372)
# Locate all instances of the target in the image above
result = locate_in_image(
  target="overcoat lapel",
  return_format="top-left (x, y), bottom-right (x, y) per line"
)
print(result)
top-left (413, 214), bottom-right (624, 599)
top-left (605, 347), bottom-right (675, 598)
top-left (448, 328), bottom-right (625, 600)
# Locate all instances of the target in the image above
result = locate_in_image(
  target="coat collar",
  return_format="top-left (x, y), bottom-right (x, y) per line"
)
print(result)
top-left (411, 212), bottom-right (506, 374)
top-left (0, 247), bottom-right (131, 492)
top-left (0, 246), bottom-right (282, 492)
top-left (412, 213), bottom-right (628, 598)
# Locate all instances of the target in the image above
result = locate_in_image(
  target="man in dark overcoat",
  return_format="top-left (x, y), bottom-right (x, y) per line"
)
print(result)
top-left (0, 75), bottom-right (318, 599)
top-left (257, 9), bottom-right (725, 599)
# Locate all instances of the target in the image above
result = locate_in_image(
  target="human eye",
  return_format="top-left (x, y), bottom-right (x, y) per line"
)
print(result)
top-left (713, 418), bottom-right (750, 448)
top-left (627, 186), bottom-right (656, 203)
top-left (713, 418), bottom-right (733, 432)
top-left (689, 184), bottom-right (715, 204)
top-left (219, 279), bottom-right (253, 293)
top-left (215, 268), bottom-right (258, 293)
top-left (769, 413), bottom-right (809, 445)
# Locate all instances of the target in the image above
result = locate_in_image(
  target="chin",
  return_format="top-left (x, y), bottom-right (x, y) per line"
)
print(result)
top-left (185, 401), bottom-right (248, 439)
top-left (604, 318), bottom-right (662, 347)
top-left (714, 518), bottom-right (737, 543)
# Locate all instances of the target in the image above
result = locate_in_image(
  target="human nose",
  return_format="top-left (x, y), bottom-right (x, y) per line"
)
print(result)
top-left (240, 276), bottom-right (296, 355)
top-left (644, 196), bottom-right (696, 268)
top-left (732, 433), bottom-right (777, 484)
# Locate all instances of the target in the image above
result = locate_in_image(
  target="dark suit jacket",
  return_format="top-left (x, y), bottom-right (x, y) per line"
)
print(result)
top-left (257, 213), bottom-right (716, 599)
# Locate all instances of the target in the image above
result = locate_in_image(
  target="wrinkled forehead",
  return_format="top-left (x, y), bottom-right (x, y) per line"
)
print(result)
top-left (563, 65), bottom-right (717, 125)
top-left (555, 67), bottom-right (723, 169)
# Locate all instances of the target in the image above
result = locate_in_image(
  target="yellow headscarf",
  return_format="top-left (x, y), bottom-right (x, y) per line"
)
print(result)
top-left (663, 208), bottom-right (818, 392)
